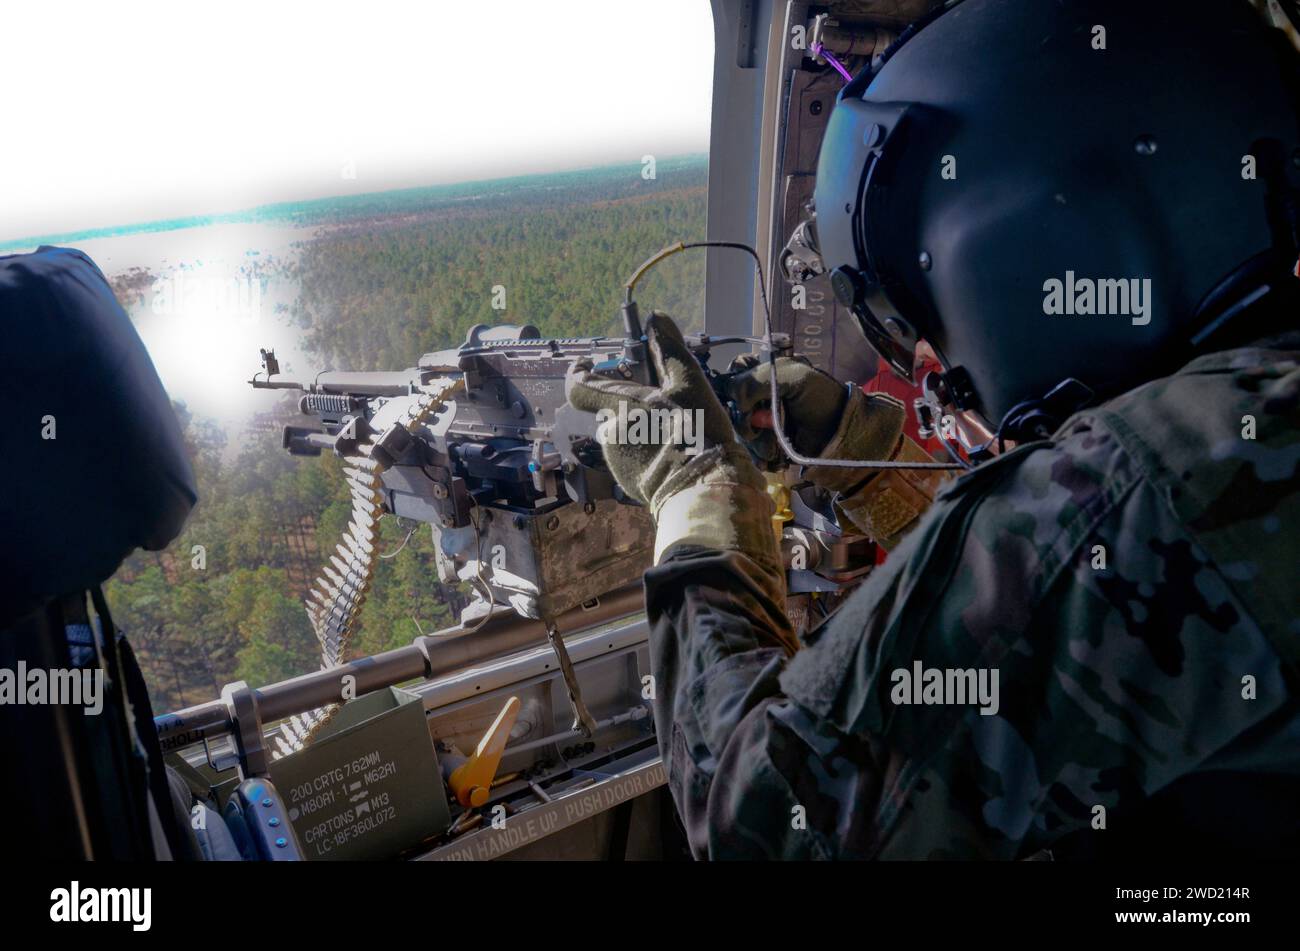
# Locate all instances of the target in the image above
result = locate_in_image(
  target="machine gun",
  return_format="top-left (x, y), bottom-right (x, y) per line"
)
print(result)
top-left (256, 321), bottom-right (888, 601)
top-left (252, 323), bottom-right (777, 622)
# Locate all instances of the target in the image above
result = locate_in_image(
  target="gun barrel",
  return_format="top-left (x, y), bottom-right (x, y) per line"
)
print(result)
top-left (154, 583), bottom-right (645, 749)
top-left (251, 369), bottom-right (429, 397)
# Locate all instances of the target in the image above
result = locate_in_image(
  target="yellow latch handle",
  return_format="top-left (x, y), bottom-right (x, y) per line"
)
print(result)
top-left (448, 696), bottom-right (521, 808)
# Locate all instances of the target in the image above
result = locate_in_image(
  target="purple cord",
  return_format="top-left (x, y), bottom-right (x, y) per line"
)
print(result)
top-left (811, 41), bottom-right (854, 84)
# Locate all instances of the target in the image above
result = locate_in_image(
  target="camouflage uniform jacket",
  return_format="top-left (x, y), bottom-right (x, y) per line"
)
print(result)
top-left (643, 337), bottom-right (1300, 859)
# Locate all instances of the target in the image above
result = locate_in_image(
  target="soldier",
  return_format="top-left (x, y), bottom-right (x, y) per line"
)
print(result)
top-left (567, 0), bottom-right (1300, 858)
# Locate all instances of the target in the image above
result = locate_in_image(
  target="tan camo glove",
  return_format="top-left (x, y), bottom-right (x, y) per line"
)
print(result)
top-left (565, 312), bottom-right (779, 570)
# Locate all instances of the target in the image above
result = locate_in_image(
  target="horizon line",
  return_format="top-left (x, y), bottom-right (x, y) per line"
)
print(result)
top-left (0, 152), bottom-right (709, 252)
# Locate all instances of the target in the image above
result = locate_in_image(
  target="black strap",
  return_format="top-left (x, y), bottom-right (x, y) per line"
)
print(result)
top-left (90, 585), bottom-right (194, 860)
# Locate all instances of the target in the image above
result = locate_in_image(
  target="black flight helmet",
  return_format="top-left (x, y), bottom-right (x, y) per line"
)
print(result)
top-left (814, 0), bottom-right (1300, 440)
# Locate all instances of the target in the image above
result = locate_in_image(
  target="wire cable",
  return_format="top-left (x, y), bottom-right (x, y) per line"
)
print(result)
top-left (378, 524), bottom-right (418, 559)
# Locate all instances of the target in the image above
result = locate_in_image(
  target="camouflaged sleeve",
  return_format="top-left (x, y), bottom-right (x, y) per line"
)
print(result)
top-left (646, 340), bottom-right (1300, 860)
top-left (643, 545), bottom-right (807, 857)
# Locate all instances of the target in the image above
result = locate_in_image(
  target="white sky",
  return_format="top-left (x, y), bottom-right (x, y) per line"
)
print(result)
top-left (0, 0), bottom-right (715, 241)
